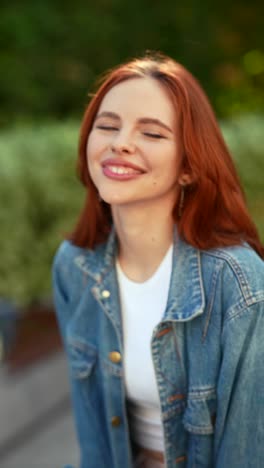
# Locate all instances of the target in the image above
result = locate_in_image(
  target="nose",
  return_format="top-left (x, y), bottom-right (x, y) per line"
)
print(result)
top-left (110, 143), bottom-right (135, 155)
top-left (110, 130), bottom-right (136, 155)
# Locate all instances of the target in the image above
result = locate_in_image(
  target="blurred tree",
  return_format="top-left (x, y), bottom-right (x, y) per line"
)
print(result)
top-left (0, 0), bottom-right (263, 125)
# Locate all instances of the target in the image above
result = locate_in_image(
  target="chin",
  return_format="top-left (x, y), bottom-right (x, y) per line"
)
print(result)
top-left (98, 191), bottom-right (121, 204)
top-left (100, 192), bottom-right (137, 206)
top-left (102, 197), bottom-right (130, 206)
top-left (97, 185), bottom-right (122, 201)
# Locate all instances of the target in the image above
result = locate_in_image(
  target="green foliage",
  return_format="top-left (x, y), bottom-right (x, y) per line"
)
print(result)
top-left (221, 114), bottom-right (264, 235)
top-left (0, 115), bottom-right (263, 306)
top-left (0, 121), bottom-right (83, 304)
top-left (0, 1), bottom-right (263, 125)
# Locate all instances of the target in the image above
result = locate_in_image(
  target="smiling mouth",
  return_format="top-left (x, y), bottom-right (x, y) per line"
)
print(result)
top-left (102, 163), bottom-right (145, 180)
top-left (106, 165), bottom-right (142, 175)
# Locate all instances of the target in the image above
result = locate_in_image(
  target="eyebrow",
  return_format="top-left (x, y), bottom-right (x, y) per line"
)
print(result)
top-left (95, 112), bottom-right (173, 133)
top-left (95, 111), bottom-right (120, 121)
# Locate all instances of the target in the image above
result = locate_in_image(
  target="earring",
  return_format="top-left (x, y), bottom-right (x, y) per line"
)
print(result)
top-left (178, 185), bottom-right (185, 218)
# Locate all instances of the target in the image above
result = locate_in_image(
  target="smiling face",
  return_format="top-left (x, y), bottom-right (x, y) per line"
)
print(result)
top-left (87, 77), bottom-right (182, 212)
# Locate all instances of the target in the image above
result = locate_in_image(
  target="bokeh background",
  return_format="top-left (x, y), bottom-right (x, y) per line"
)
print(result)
top-left (0, 0), bottom-right (263, 464)
top-left (0, 0), bottom-right (264, 307)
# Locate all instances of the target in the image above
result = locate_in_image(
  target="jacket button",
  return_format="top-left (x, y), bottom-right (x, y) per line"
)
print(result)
top-left (101, 290), bottom-right (110, 298)
top-left (109, 351), bottom-right (122, 363)
top-left (111, 416), bottom-right (121, 427)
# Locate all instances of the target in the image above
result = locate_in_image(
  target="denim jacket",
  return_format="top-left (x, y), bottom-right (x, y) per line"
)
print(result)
top-left (52, 229), bottom-right (264, 468)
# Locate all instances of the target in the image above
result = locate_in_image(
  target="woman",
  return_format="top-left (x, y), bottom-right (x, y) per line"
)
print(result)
top-left (52, 53), bottom-right (264, 468)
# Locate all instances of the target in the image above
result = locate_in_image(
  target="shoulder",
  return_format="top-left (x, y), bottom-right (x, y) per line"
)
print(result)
top-left (202, 243), bottom-right (263, 267)
top-left (53, 240), bottom-right (87, 272)
top-left (52, 240), bottom-right (108, 325)
top-left (52, 239), bottom-right (109, 288)
top-left (52, 240), bottom-right (88, 303)
top-left (52, 240), bottom-right (84, 285)
top-left (52, 238), bottom-right (114, 338)
top-left (201, 243), bottom-right (264, 312)
top-left (202, 243), bottom-right (264, 284)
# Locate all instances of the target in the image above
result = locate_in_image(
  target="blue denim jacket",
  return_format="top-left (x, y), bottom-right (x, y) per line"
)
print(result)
top-left (52, 229), bottom-right (264, 468)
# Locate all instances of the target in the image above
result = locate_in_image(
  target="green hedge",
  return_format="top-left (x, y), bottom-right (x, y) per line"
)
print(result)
top-left (0, 115), bottom-right (263, 305)
top-left (0, 121), bottom-right (82, 304)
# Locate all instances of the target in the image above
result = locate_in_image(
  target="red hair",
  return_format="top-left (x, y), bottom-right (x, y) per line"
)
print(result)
top-left (70, 53), bottom-right (264, 258)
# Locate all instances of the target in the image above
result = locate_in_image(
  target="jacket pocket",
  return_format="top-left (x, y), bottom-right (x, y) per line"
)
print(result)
top-left (182, 389), bottom-right (216, 467)
top-left (67, 339), bottom-right (97, 379)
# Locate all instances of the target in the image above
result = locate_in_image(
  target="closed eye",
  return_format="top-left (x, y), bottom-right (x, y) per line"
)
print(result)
top-left (143, 132), bottom-right (166, 139)
top-left (96, 125), bottom-right (119, 131)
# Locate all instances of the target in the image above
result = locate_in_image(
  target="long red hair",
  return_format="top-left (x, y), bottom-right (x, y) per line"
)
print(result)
top-left (70, 53), bottom-right (264, 258)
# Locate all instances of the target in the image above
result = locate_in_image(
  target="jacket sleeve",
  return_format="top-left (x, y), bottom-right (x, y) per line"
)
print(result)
top-left (52, 246), bottom-right (111, 468)
top-left (215, 299), bottom-right (264, 467)
top-left (52, 246), bottom-right (78, 468)
top-left (52, 242), bottom-right (74, 342)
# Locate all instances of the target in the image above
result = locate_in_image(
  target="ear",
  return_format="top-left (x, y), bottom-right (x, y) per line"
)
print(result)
top-left (178, 173), bottom-right (193, 186)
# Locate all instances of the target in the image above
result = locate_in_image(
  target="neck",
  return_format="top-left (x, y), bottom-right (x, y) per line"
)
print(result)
top-left (112, 203), bottom-right (174, 282)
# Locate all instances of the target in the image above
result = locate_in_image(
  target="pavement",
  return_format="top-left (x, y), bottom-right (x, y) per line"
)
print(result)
top-left (0, 352), bottom-right (79, 468)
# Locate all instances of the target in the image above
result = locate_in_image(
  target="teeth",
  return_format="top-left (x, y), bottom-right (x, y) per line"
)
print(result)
top-left (108, 165), bottom-right (140, 175)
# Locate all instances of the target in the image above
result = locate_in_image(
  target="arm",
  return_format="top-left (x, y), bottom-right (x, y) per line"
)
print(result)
top-left (52, 247), bottom-right (111, 468)
top-left (215, 300), bottom-right (264, 467)
top-left (52, 248), bottom-right (78, 468)
top-left (52, 244), bottom-right (71, 343)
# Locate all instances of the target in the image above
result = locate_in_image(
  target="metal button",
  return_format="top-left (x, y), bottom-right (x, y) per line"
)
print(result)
top-left (111, 416), bottom-right (121, 427)
top-left (109, 351), bottom-right (121, 363)
top-left (101, 290), bottom-right (110, 299)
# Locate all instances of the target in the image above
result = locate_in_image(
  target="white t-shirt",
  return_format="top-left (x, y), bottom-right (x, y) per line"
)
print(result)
top-left (116, 245), bottom-right (173, 452)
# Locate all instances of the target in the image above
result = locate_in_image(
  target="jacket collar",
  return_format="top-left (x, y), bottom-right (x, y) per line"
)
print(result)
top-left (73, 227), bottom-right (118, 282)
top-left (165, 230), bottom-right (205, 321)
top-left (74, 226), bottom-right (205, 322)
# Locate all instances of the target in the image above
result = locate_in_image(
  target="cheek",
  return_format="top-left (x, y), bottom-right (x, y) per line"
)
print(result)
top-left (152, 149), bottom-right (178, 173)
top-left (86, 135), bottom-right (95, 161)
top-left (152, 155), bottom-right (178, 186)
top-left (86, 138), bottom-right (101, 176)
top-left (86, 139), bottom-right (97, 179)
top-left (86, 134), bottom-right (109, 167)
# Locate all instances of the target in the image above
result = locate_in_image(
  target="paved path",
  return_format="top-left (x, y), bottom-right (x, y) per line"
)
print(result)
top-left (1, 407), bottom-right (79, 468)
top-left (0, 352), bottom-right (79, 468)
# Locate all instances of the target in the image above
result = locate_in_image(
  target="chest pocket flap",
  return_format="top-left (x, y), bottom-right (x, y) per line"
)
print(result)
top-left (182, 389), bottom-right (216, 435)
top-left (67, 339), bottom-right (97, 379)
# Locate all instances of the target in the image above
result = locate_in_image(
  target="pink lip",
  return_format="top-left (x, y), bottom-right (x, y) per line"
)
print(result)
top-left (102, 158), bottom-right (145, 172)
top-left (101, 158), bottom-right (146, 181)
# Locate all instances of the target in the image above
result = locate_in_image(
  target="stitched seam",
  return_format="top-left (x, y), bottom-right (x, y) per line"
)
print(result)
top-left (157, 327), bottom-right (173, 337)
top-left (224, 299), bottom-right (264, 325)
top-left (167, 393), bottom-right (185, 402)
top-left (202, 263), bottom-right (222, 342)
top-left (203, 250), bottom-right (253, 303)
